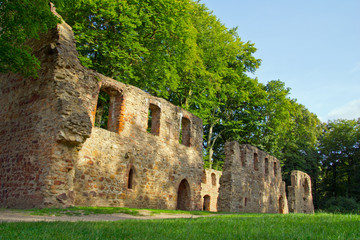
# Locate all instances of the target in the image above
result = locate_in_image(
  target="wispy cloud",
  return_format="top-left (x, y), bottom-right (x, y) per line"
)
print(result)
top-left (327, 99), bottom-right (360, 120)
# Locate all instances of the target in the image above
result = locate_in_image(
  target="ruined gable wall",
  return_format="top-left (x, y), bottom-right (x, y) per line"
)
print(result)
top-left (217, 142), bottom-right (288, 213)
top-left (0, 18), bottom-right (95, 208)
top-left (200, 169), bottom-right (222, 211)
top-left (288, 170), bottom-right (314, 213)
top-left (74, 74), bottom-right (204, 210)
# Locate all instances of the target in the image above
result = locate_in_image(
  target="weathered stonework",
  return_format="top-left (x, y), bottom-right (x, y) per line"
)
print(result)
top-left (75, 75), bottom-right (203, 210)
top-left (217, 142), bottom-right (289, 213)
top-left (0, 9), bottom-right (203, 210)
top-left (0, 7), bottom-right (315, 214)
top-left (200, 169), bottom-right (221, 211)
top-left (287, 170), bottom-right (314, 213)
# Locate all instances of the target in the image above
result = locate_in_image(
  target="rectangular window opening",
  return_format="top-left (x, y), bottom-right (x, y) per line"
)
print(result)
top-left (179, 117), bottom-right (191, 147)
top-left (94, 88), bottom-right (124, 133)
top-left (274, 162), bottom-right (277, 176)
top-left (254, 153), bottom-right (259, 171)
top-left (241, 152), bottom-right (246, 167)
top-left (147, 104), bottom-right (161, 136)
top-left (95, 91), bottom-right (110, 130)
top-left (265, 158), bottom-right (269, 175)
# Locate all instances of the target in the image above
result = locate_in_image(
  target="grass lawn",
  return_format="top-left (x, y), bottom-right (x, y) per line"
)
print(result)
top-left (1, 213), bottom-right (359, 239)
top-left (7, 206), bottom-right (214, 216)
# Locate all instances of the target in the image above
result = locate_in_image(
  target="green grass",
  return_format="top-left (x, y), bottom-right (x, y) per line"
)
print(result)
top-left (18, 206), bottom-right (140, 216)
top-left (1, 213), bottom-right (359, 239)
top-left (4, 206), bottom-right (215, 217)
top-left (143, 208), bottom-right (217, 216)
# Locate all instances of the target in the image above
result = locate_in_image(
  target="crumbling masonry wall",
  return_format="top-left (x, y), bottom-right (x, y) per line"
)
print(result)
top-left (0, 8), bottom-right (203, 210)
top-left (0, 15), bottom-right (93, 208)
top-left (200, 169), bottom-right (221, 211)
top-left (287, 170), bottom-right (314, 213)
top-left (217, 142), bottom-right (289, 213)
top-left (75, 75), bottom-right (203, 210)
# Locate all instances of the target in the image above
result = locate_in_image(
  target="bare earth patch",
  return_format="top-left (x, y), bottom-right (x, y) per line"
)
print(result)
top-left (0, 209), bottom-right (214, 222)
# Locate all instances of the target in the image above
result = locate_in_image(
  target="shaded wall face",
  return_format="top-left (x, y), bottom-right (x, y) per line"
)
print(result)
top-left (74, 76), bottom-right (204, 210)
top-left (200, 169), bottom-right (222, 212)
top-left (218, 142), bottom-right (288, 214)
top-left (288, 171), bottom-right (314, 213)
top-left (0, 73), bottom-right (57, 208)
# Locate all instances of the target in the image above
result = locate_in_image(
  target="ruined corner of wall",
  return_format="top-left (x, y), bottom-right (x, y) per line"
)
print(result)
top-left (287, 170), bottom-right (314, 214)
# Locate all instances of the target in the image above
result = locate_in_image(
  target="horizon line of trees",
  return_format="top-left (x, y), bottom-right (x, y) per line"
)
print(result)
top-left (1, 0), bottom-right (359, 211)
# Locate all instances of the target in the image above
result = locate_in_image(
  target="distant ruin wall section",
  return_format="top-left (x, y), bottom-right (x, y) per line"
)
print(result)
top-left (200, 169), bottom-right (222, 211)
top-left (217, 142), bottom-right (288, 213)
top-left (287, 170), bottom-right (314, 213)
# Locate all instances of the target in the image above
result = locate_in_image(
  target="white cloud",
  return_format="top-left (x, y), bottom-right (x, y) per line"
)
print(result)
top-left (327, 99), bottom-right (360, 120)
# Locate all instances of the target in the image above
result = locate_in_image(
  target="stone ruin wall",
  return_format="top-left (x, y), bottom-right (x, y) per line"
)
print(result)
top-left (218, 142), bottom-right (289, 214)
top-left (75, 74), bottom-right (204, 210)
top-left (0, 6), bottom-right (315, 213)
top-left (0, 11), bottom-right (203, 210)
top-left (0, 19), bottom-right (94, 208)
top-left (288, 170), bottom-right (314, 213)
top-left (200, 169), bottom-right (222, 212)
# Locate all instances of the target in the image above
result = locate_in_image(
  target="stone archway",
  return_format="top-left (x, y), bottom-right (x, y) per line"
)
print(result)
top-left (177, 179), bottom-right (191, 210)
top-left (203, 195), bottom-right (210, 211)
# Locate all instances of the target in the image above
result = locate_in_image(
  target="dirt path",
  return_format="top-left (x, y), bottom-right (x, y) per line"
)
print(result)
top-left (0, 210), bottom-right (212, 222)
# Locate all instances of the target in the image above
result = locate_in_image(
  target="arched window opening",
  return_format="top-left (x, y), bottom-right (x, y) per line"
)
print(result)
top-left (265, 158), bottom-right (269, 175)
top-left (127, 168), bottom-right (134, 189)
top-left (244, 197), bottom-right (248, 207)
top-left (147, 103), bottom-right (161, 136)
top-left (201, 170), bottom-right (207, 184)
top-left (203, 195), bottom-right (211, 211)
top-left (254, 153), bottom-right (259, 171)
top-left (179, 117), bottom-right (191, 147)
top-left (177, 179), bottom-right (191, 210)
top-left (211, 173), bottom-right (216, 186)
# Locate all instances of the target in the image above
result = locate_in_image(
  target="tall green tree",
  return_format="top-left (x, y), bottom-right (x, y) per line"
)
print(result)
top-left (185, 3), bottom-right (261, 168)
top-left (0, 0), bottom-right (67, 77)
top-left (318, 119), bottom-right (360, 205)
top-left (57, 1), bottom-right (262, 169)
top-left (57, 0), bottom-right (201, 100)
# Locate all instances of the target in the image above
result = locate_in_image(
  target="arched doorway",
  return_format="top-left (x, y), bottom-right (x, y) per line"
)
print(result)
top-left (177, 179), bottom-right (191, 210)
top-left (203, 195), bottom-right (210, 211)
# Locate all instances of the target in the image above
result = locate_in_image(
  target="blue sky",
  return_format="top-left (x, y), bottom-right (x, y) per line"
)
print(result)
top-left (200, 0), bottom-right (360, 122)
